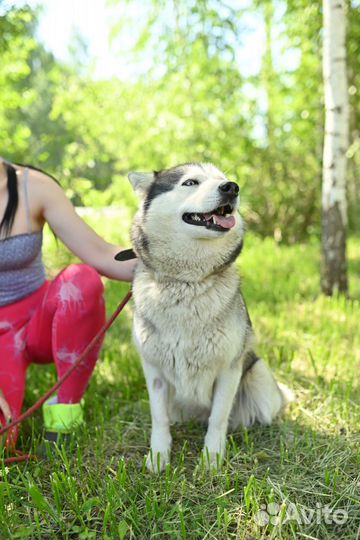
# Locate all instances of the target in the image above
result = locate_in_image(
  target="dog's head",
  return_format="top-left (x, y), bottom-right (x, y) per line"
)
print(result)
top-left (127, 163), bottom-right (244, 280)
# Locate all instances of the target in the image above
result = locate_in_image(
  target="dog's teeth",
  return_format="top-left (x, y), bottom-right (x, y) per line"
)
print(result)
top-left (194, 214), bottom-right (200, 221)
top-left (212, 216), bottom-right (216, 224)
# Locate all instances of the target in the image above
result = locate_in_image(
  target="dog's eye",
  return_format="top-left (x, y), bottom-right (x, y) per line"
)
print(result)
top-left (182, 179), bottom-right (199, 186)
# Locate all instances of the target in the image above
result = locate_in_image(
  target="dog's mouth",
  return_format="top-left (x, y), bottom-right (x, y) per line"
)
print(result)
top-left (182, 203), bottom-right (236, 232)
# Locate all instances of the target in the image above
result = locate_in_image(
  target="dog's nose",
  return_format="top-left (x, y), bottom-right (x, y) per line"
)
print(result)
top-left (218, 182), bottom-right (239, 197)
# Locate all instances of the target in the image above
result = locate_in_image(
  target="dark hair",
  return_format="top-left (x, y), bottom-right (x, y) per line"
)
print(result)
top-left (0, 160), bottom-right (59, 238)
top-left (0, 162), bottom-right (18, 237)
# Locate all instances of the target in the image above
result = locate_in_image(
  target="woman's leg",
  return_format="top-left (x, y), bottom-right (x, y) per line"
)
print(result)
top-left (0, 283), bottom-right (49, 447)
top-left (26, 264), bottom-right (106, 404)
top-left (0, 326), bottom-right (28, 447)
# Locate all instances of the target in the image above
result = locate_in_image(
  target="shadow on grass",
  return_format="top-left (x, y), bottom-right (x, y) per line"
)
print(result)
top-left (40, 404), bottom-right (360, 538)
top-left (9, 358), bottom-right (359, 540)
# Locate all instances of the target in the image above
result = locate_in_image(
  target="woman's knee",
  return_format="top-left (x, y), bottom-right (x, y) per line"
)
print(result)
top-left (58, 264), bottom-right (104, 304)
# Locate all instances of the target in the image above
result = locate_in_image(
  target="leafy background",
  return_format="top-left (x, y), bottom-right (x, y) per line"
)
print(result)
top-left (1, 0), bottom-right (359, 243)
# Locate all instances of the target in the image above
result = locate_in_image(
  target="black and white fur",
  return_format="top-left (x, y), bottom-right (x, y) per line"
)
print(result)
top-left (127, 163), bottom-right (290, 471)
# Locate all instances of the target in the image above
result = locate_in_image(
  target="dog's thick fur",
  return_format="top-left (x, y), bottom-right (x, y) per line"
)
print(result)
top-left (128, 163), bottom-right (288, 471)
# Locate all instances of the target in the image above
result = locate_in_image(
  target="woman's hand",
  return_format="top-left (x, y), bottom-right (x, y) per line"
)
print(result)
top-left (33, 171), bottom-right (137, 282)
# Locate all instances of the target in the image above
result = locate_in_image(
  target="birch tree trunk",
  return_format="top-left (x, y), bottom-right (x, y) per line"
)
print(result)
top-left (321, 0), bottom-right (349, 295)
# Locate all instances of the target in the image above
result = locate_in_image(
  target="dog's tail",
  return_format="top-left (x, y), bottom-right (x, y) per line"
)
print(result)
top-left (229, 351), bottom-right (294, 430)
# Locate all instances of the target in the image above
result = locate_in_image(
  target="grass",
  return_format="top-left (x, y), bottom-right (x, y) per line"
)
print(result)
top-left (1, 217), bottom-right (359, 540)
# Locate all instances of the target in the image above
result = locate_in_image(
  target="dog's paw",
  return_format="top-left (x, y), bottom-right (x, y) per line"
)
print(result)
top-left (146, 449), bottom-right (170, 473)
top-left (200, 447), bottom-right (224, 470)
top-left (202, 431), bottom-right (226, 470)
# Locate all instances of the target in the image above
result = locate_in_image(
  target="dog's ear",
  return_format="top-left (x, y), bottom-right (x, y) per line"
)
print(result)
top-left (128, 172), bottom-right (154, 196)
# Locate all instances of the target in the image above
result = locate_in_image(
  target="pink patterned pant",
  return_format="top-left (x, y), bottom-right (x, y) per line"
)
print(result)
top-left (0, 264), bottom-right (106, 447)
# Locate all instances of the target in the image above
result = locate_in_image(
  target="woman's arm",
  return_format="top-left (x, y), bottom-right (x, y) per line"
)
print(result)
top-left (34, 171), bottom-right (137, 282)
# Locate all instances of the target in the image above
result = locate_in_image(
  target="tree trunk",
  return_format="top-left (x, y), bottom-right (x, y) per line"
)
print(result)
top-left (321, 0), bottom-right (349, 295)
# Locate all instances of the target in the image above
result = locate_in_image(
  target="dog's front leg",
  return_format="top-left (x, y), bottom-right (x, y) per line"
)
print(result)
top-left (143, 361), bottom-right (172, 472)
top-left (203, 368), bottom-right (241, 468)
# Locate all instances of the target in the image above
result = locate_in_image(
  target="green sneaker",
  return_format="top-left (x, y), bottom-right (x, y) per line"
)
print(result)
top-left (37, 398), bottom-right (84, 459)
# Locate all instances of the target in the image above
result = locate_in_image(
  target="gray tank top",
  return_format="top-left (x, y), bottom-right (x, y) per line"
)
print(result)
top-left (0, 167), bottom-right (46, 306)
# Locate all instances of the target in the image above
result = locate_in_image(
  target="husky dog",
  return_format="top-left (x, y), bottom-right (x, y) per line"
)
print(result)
top-left (122, 163), bottom-right (288, 472)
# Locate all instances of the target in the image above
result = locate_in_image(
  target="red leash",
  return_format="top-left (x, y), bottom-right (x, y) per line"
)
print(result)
top-left (0, 289), bottom-right (132, 465)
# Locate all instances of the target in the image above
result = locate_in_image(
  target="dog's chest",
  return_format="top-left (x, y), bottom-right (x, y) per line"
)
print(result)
top-left (133, 270), bottom-right (247, 406)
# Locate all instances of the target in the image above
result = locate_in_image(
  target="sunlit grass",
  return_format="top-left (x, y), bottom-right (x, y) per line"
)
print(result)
top-left (1, 215), bottom-right (359, 540)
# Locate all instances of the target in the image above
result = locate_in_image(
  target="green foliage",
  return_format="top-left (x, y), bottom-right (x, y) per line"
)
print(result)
top-left (0, 0), bottom-right (359, 240)
top-left (0, 6), bottom-right (37, 154)
top-left (346, 0), bottom-right (360, 232)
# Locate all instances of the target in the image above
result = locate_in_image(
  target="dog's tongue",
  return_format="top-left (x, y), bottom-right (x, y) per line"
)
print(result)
top-left (205, 213), bottom-right (236, 229)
